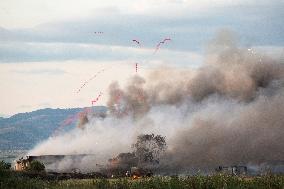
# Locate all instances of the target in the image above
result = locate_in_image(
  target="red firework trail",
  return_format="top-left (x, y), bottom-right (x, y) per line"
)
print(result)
top-left (61, 115), bottom-right (75, 126)
top-left (154, 38), bottom-right (171, 54)
top-left (132, 39), bottom-right (141, 46)
top-left (91, 92), bottom-right (103, 106)
top-left (62, 108), bottom-right (92, 126)
top-left (114, 91), bottom-right (123, 103)
top-left (76, 68), bottom-right (106, 93)
top-left (132, 39), bottom-right (141, 74)
top-left (54, 107), bottom-right (92, 135)
top-left (136, 63), bottom-right (138, 73)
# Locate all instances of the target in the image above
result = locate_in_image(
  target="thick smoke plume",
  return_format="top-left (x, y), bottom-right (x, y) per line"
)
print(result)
top-left (29, 31), bottom-right (284, 173)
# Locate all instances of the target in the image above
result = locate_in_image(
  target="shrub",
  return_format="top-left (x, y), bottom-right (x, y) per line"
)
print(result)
top-left (0, 160), bottom-right (11, 170)
top-left (27, 160), bottom-right (45, 172)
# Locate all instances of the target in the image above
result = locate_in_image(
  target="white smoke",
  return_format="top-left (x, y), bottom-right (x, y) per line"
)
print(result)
top-left (28, 31), bottom-right (284, 173)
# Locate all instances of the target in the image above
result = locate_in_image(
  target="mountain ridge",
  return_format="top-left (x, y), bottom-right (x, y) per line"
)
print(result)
top-left (0, 106), bottom-right (107, 150)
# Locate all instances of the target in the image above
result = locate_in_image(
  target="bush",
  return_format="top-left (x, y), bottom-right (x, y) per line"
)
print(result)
top-left (0, 160), bottom-right (11, 170)
top-left (27, 161), bottom-right (45, 172)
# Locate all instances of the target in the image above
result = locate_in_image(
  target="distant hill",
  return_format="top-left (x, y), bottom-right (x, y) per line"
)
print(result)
top-left (0, 107), bottom-right (107, 150)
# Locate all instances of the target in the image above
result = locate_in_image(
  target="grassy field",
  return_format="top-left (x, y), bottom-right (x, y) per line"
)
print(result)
top-left (1, 170), bottom-right (284, 189)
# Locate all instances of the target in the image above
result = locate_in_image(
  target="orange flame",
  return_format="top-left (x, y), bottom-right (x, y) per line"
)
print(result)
top-left (132, 175), bottom-right (141, 179)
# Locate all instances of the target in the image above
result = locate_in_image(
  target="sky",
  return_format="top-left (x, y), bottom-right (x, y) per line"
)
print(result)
top-left (0, 0), bottom-right (283, 116)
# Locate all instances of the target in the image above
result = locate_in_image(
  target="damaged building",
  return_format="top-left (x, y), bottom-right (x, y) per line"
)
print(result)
top-left (14, 154), bottom-right (90, 172)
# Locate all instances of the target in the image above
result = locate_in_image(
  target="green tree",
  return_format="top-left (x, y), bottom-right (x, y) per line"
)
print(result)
top-left (132, 134), bottom-right (167, 165)
top-left (27, 160), bottom-right (45, 172)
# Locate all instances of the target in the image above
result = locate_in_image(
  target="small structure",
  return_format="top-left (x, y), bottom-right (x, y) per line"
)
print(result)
top-left (131, 167), bottom-right (141, 178)
top-left (14, 157), bottom-right (30, 171)
top-left (14, 154), bottom-right (89, 172)
top-left (216, 165), bottom-right (247, 176)
top-left (130, 167), bottom-right (153, 178)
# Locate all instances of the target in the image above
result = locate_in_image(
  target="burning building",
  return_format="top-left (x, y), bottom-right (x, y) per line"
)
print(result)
top-left (14, 154), bottom-right (91, 172)
top-left (15, 157), bottom-right (30, 171)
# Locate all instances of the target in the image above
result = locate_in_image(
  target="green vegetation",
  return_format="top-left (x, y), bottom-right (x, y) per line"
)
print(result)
top-left (1, 169), bottom-right (284, 189)
top-left (0, 160), bottom-right (11, 170)
top-left (27, 161), bottom-right (45, 172)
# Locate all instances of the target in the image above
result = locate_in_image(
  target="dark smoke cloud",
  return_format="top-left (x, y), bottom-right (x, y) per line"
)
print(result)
top-left (162, 91), bottom-right (284, 172)
top-left (106, 30), bottom-right (284, 171)
top-left (108, 48), bottom-right (284, 116)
